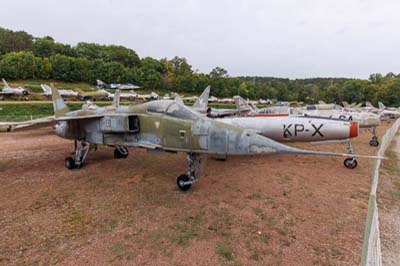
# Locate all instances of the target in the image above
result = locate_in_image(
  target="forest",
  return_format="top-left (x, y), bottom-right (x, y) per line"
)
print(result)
top-left (0, 27), bottom-right (399, 106)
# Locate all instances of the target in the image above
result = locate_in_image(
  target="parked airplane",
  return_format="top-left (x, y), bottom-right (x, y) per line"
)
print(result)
top-left (191, 86), bottom-right (242, 117)
top-left (234, 97), bottom-right (381, 146)
top-left (41, 84), bottom-right (79, 97)
top-left (0, 79), bottom-right (29, 97)
top-left (96, 79), bottom-right (140, 90)
top-left (377, 102), bottom-right (400, 119)
top-left (49, 85), bottom-right (381, 191)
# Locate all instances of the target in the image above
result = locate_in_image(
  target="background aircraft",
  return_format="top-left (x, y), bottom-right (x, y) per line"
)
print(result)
top-left (96, 79), bottom-right (140, 90)
top-left (0, 79), bottom-right (29, 98)
top-left (41, 84), bottom-right (78, 97)
top-left (191, 86), bottom-right (243, 117)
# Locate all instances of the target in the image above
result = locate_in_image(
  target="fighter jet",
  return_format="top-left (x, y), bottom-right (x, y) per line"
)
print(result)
top-left (0, 79), bottom-right (29, 98)
top-left (191, 86), bottom-right (243, 117)
top-left (377, 102), bottom-right (400, 119)
top-left (292, 105), bottom-right (381, 146)
top-left (241, 100), bottom-right (381, 147)
top-left (49, 85), bottom-right (381, 191)
top-left (41, 84), bottom-right (79, 98)
top-left (96, 79), bottom-right (140, 90)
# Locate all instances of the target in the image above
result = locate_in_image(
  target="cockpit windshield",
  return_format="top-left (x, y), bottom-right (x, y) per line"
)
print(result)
top-left (147, 100), bottom-right (172, 113)
top-left (166, 102), bottom-right (199, 120)
top-left (147, 100), bottom-right (199, 121)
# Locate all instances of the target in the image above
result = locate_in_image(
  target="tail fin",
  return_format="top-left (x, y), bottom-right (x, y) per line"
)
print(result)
top-left (248, 102), bottom-right (259, 112)
top-left (96, 79), bottom-right (104, 86)
top-left (112, 89), bottom-right (120, 107)
top-left (365, 101), bottom-right (373, 108)
top-left (378, 102), bottom-right (385, 109)
top-left (50, 83), bottom-right (69, 117)
top-left (2, 78), bottom-right (10, 88)
top-left (342, 101), bottom-right (349, 108)
top-left (234, 96), bottom-right (252, 112)
top-left (41, 84), bottom-right (51, 95)
top-left (193, 86), bottom-right (210, 109)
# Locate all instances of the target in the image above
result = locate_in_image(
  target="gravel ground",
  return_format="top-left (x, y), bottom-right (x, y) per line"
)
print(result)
top-left (0, 123), bottom-right (389, 266)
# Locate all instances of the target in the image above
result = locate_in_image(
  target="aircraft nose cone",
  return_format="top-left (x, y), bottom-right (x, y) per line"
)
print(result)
top-left (349, 122), bottom-right (359, 138)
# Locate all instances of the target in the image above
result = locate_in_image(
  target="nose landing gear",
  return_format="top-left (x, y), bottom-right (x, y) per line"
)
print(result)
top-left (344, 140), bottom-right (358, 169)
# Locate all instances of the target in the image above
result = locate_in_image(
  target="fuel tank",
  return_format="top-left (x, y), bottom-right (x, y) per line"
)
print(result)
top-left (217, 116), bottom-right (358, 142)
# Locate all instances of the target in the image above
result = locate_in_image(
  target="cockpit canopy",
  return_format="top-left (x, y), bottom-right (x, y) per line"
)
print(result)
top-left (146, 100), bottom-right (199, 121)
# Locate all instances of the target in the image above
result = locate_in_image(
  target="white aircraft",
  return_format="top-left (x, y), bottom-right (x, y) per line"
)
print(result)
top-left (0, 79), bottom-right (29, 97)
top-left (377, 102), bottom-right (400, 119)
top-left (234, 97), bottom-right (381, 147)
top-left (41, 84), bottom-right (78, 97)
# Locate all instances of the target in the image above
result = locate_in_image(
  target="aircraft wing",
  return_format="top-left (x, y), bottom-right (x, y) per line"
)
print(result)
top-left (55, 114), bottom-right (105, 121)
top-left (0, 116), bottom-right (55, 132)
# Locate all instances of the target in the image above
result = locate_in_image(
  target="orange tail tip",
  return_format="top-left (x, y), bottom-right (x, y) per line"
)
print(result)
top-left (349, 122), bottom-right (359, 138)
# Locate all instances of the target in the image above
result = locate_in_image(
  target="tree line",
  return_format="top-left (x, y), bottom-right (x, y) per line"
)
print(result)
top-left (0, 27), bottom-right (399, 106)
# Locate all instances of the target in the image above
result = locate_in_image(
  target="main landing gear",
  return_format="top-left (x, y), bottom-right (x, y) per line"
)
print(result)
top-left (65, 140), bottom-right (96, 169)
top-left (114, 145), bottom-right (129, 159)
top-left (344, 140), bottom-right (358, 169)
top-left (369, 127), bottom-right (379, 147)
top-left (177, 153), bottom-right (204, 192)
top-left (64, 141), bottom-right (129, 170)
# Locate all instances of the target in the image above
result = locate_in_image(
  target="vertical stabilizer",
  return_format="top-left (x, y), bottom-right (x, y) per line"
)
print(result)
top-left (50, 84), bottom-right (69, 117)
top-left (2, 78), bottom-right (10, 88)
top-left (193, 86), bottom-right (210, 109)
top-left (113, 90), bottom-right (121, 107)
top-left (234, 96), bottom-right (252, 112)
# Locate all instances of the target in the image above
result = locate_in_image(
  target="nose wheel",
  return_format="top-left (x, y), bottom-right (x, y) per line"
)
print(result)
top-left (343, 140), bottom-right (358, 169)
top-left (344, 158), bottom-right (358, 169)
top-left (177, 174), bottom-right (192, 191)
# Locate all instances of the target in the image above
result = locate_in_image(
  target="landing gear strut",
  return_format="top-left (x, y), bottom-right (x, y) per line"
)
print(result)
top-left (344, 140), bottom-right (358, 169)
top-left (114, 146), bottom-right (129, 159)
top-left (177, 153), bottom-right (204, 191)
top-left (65, 140), bottom-right (96, 169)
top-left (369, 127), bottom-right (379, 147)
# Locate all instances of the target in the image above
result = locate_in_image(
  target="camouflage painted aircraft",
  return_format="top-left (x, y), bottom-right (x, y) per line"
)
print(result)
top-left (96, 79), bottom-right (139, 90)
top-left (50, 86), bottom-right (381, 191)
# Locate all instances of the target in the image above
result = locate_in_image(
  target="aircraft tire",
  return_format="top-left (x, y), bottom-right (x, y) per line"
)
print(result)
top-left (369, 138), bottom-right (379, 147)
top-left (344, 158), bottom-right (358, 169)
top-left (65, 157), bottom-right (76, 169)
top-left (177, 174), bottom-right (192, 191)
top-left (114, 148), bottom-right (125, 159)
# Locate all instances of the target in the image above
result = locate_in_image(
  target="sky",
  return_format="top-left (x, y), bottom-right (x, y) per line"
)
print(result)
top-left (1, 0), bottom-right (399, 79)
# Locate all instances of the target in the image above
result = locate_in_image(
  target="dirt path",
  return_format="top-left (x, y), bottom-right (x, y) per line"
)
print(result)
top-left (0, 124), bottom-right (390, 266)
top-left (379, 131), bottom-right (400, 266)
